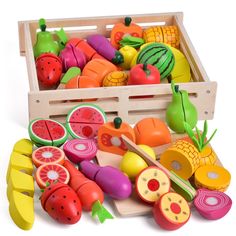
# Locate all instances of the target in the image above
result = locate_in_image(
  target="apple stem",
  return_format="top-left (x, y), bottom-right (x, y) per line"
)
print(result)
top-left (143, 63), bottom-right (150, 76)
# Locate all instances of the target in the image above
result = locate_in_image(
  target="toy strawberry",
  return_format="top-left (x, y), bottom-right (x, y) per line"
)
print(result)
top-left (40, 182), bottom-right (82, 224)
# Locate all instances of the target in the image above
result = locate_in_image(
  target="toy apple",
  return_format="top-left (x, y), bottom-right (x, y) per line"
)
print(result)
top-left (128, 63), bottom-right (160, 85)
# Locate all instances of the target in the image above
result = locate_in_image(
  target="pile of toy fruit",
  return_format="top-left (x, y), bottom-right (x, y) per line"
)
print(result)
top-left (33, 17), bottom-right (191, 90)
top-left (6, 78), bottom-right (232, 230)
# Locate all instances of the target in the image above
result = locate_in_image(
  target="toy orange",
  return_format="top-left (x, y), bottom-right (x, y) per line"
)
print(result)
top-left (103, 71), bottom-right (128, 87)
top-left (110, 17), bottom-right (143, 49)
top-left (82, 59), bottom-right (117, 86)
top-left (134, 118), bottom-right (171, 147)
top-left (98, 117), bottom-right (135, 155)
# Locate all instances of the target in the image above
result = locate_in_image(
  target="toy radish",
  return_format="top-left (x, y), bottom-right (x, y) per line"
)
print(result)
top-left (41, 182), bottom-right (82, 224)
top-left (63, 160), bottom-right (113, 223)
top-left (87, 34), bottom-right (124, 64)
top-left (80, 160), bottom-right (132, 200)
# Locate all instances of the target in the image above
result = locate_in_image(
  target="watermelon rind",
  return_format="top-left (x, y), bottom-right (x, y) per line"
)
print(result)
top-left (28, 118), bottom-right (68, 147)
top-left (66, 104), bottom-right (107, 139)
top-left (28, 118), bottom-right (52, 146)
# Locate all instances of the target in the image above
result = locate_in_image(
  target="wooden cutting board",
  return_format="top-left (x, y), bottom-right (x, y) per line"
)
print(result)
top-left (96, 133), bottom-right (221, 217)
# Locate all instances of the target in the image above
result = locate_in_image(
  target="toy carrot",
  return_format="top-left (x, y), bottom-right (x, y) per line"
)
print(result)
top-left (63, 160), bottom-right (113, 223)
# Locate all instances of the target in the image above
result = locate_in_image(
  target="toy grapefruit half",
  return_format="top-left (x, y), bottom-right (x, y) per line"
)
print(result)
top-left (66, 104), bottom-right (107, 139)
top-left (28, 118), bottom-right (68, 147)
top-left (32, 146), bottom-right (65, 167)
top-left (35, 163), bottom-right (70, 189)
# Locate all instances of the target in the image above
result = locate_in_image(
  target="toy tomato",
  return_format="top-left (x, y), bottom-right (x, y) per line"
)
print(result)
top-left (128, 63), bottom-right (160, 85)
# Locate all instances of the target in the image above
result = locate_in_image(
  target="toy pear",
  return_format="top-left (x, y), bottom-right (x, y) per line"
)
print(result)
top-left (166, 81), bottom-right (198, 133)
top-left (33, 18), bottom-right (59, 58)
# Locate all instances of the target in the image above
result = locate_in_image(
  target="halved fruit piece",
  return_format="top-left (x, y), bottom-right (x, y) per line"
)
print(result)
top-left (9, 190), bottom-right (34, 230)
top-left (6, 152), bottom-right (33, 183)
top-left (28, 118), bottom-right (68, 147)
top-left (66, 104), bottom-right (107, 139)
top-left (32, 146), bottom-right (65, 167)
top-left (135, 166), bottom-right (170, 203)
top-left (7, 169), bottom-right (34, 201)
top-left (35, 163), bottom-right (70, 189)
top-left (13, 139), bottom-right (33, 157)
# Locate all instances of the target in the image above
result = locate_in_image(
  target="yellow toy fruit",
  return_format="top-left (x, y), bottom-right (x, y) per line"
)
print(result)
top-left (7, 169), bottom-right (34, 201)
top-left (199, 145), bottom-right (217, 166)
top-left (103, 71), bottom-right (128, 87)
top-left (6, 152), bottom-right (33, 183)
top-left (9, 190), bottom-right (34, 230)
top-left (119, 46), bottom-right (137, 70)
top-left (13, 139), bottom-right (33, 157)
top-left (160, 140), bottom-right (200, 180)
top-left (120, 145), bottom-right (156, 181)
top-left (194, 165), bottom-right (231, 192)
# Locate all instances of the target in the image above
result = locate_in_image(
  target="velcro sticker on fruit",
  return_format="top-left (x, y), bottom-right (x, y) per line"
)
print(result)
top-left (66, 104), bottom-right (107, 139)
top-left (135, 166), bottom-right (170, 204)
top-left (35, 163), bottom-right (70, 189)
top-left (32, 146), bottom-right (65, 167)
top-left (160, 140), bottom-right (200, 180)
top-left (136, 43), bottom-right (175, 79)
top-left (63, 139), bottom-right (97, 164)
top-left (194, 165), bottom-right (231, 192)
top-left (98, 117), bottom-right (135, 155)
top-left (28, 118), bottom-right (68, 147)
top-left (153, 192), bottom-right (190, 230)
top-left (41, 182), bottom-right (82, 224)
top-left (194, 189), bottom-right (232, 220)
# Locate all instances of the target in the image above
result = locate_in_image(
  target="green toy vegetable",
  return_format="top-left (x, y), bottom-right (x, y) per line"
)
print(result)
top-left (119, 36), bottom-right (144, 49)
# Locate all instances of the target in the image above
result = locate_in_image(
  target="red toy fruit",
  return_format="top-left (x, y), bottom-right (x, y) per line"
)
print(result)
top-left (128, 63), bottom-right (160, 85)
top-left (66, 104), bottom-right (107, 139)
top-left (41, 182), bottom-right (82, 224)
top-left (153, 192), bottom-right (191, 230)
top-left (32, 146), bottom-right (65, 167)
top-left (35, 163), bottom-right (70, 189)
top-left (36, 53), bottom-right (62, 87)
top-left (135, 166), bottom-right (170, 204)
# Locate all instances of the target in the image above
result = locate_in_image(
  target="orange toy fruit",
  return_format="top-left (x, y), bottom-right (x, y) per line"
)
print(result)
top-left (82, 59), bottom-right (117, 86)
top-left (135, 166), bottom-right (170, 204)
top-left (110, 17), bottom-right (143, 49)
top-left (98, 117), bottom-right (135, 155)
top-left (103, 71), bottom-right (128, 87)
top-left (134, 118), bottom-right (171, 147)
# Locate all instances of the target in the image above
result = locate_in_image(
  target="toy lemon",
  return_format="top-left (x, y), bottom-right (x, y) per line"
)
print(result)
top-left (120, 145), bottom-right (156, 181)
top-left (119, 46), bottom-right (137, 70)
top-left (103, 71), bottom-right (128, 87)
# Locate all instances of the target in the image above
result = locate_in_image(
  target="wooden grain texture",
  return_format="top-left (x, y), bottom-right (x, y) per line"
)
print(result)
top-left (96, 133), bottom-right (222, 217)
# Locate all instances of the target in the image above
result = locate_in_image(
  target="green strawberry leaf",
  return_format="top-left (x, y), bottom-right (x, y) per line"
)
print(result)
top-left (92, 200), bottom-right (114, 223)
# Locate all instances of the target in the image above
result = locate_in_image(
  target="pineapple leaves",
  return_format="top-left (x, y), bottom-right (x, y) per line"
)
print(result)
top-left (184, 122), bottom-right (201, 151)
top-left (202, 128), bottom-right (217, 150)
top-left (201, 120), bottom-right (208, 146)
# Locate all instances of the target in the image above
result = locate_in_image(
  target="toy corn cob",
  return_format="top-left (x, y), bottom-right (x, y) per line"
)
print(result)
top-left (184, 120), bottom-right (217, 166)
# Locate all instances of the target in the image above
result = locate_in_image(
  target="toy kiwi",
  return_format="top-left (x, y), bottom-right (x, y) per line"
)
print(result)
top-left (166, 81), bottom-right (198, 133)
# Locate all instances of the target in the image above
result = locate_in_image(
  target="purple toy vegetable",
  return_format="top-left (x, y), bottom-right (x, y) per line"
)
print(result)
top-left (80, 160), bottom-right (132, 200)
top-left (87, 34), bottom-right (124, 64)
top-left (60, 43), bottom-right (87, 72)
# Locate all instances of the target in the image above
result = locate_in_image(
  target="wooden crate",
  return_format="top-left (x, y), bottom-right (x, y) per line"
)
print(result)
top-left (18, 12), bottom-right (217, 124)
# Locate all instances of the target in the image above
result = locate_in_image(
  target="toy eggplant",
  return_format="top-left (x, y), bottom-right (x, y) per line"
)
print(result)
top-left (80, 160), bottom-right (132, 200)
top-left (33, 19), bottom-right (60, 58)
top-left (87, 34), bottom-right (124, 64)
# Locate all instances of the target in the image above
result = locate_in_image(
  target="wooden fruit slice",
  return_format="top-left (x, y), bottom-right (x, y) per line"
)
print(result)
top-left (63, 139), bottom-right (97, 164)
top-left (35, 163), bottom-right (70, 189)
top-left (135, 166), bottom-right (170, 203)
top-left (153, 192), bottom-right (190, 230)
top-left (13, 139), bottom-right (33, 157)
top-left (194, 189), bottom-right (232, 220)
top-left (32, 146), bottom-right (65, 167)
top-left (194, 165), bottom-right (231, 192)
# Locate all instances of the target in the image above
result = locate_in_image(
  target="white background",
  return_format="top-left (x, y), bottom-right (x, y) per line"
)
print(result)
top-left (0, 0), bottom-right (235, 235)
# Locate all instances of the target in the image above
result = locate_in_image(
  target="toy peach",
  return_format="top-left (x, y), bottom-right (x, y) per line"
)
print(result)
top-left (134, 118), bottom-right (171, 147)
top-left (98, 117), bottom-right (135, 155)
top-left (82, 59), bottom-right (117, 86)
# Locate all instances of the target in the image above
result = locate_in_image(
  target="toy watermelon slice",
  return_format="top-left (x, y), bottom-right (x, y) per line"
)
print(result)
top-left (28, 118), bottom-right (68, 147)
top-left (66, 104), bottom-right (107, 139)
top-left (35, 163), bottom-right (70, 189)
top-left (32, 146), bottom-right (65, 167)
